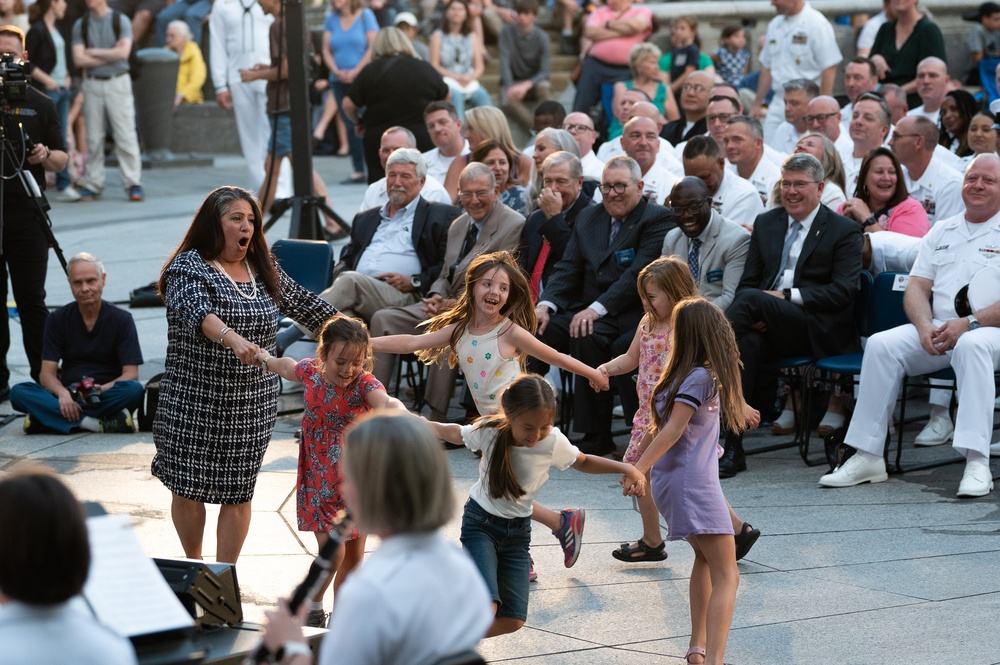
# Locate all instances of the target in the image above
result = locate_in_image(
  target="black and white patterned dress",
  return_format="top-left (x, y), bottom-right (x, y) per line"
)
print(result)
top-left (151, 249), bottom-right (338, 504)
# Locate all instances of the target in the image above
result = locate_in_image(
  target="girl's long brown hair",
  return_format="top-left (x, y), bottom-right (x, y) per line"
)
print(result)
top-left (416, 251), bottom-right (536, 368)
top-left (158, 187), bottom-right (280, 302)
top-left (478, 374), bottom-right (556, 500)
top-left (649, 298), bottom-right (746, 435)
top-left (637, 256), bottom-right (698, 330)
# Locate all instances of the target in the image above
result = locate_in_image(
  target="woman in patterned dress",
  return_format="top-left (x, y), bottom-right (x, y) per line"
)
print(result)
top-left (152, 186), bottom-right (337, 563)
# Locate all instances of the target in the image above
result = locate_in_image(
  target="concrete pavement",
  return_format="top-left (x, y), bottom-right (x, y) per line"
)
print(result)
top-left (1, 154), bottom-right (999, 664)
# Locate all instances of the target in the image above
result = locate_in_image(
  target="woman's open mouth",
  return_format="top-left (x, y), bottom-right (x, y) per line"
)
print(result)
top-left (238, 237), bottom-right (250, 249)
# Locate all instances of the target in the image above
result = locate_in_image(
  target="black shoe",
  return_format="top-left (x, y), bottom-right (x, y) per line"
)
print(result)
top-left (718, 445), bottom-right (746, 478)
top-left (560, 33), bottom-right (576, 55)
top-left (734, 522), bottom-right (761, 561)
top-left (0, 384), bottom-right (9, 402)
top-left (574, 433), bottom-right (615, 456)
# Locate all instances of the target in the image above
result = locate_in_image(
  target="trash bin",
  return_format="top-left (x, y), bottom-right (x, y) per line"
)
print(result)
top-left (133, 48), bottom-right (179, 161)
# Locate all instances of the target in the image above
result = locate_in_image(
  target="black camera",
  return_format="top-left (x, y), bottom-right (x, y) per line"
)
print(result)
top-left (0, 52), bottom-right (28, 103)
top-left (70, 377), bottom-right (101, 406)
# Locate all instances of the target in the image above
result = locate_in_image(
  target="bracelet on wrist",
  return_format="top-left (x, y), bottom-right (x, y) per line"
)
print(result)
top-left (261, 354), bottom-right (272, 373)
top-left (218, 326), bottom-right (231, 346)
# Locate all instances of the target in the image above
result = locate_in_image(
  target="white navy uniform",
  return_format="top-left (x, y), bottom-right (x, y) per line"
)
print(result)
top-left (904, 160), bottom-right (963, 226)
top-left (768, 121), bottom-right (805, 154)
top-left (728, 155), bottom-right (781, 207)
top-left (596, 136), bottom-right (684, 176)
top-left (843, 211), bottom-right (1000, 459)
top-left (758, 2), bottom-right (842, 141)
top-left (711, 168), bottom-right (764, 228)
top-left (210, 0), bottom-right (288, 192)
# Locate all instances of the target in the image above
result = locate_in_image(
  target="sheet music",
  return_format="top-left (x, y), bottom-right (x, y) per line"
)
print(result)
top-left (83, 514), bottom-right (194, 638)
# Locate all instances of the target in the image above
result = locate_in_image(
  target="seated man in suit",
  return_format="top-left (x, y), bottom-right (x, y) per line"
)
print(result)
top-left (662, 176), bottom-right (750, 312)
top-left (518, 151), bottom-right (595, 301)
top-left (370, 162), bottom-right (525, 421)
top-left (820, 155), bottom-right (1000, 498)
top-left (11, 253), bottom-right (144, 434)
top-left (277, 148), bottom-right (460, 355)
top-left (533, 155), bottom-right (673, 455)
top-left (724, 153), bottom-right (863, 476)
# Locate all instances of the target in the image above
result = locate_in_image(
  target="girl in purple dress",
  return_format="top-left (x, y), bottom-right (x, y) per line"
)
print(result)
top-left (632, 298), bottom-right (759, 665)
top-left (256, 315), bottom-right (405, 626)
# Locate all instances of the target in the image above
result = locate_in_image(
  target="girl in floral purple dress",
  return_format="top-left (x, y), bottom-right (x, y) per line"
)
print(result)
top-left (632, 298), bottom-right (759, 665)
top-left (599, 257), bottom-right (698, 563)
top-left (257, 315), bottom-right (405, 626)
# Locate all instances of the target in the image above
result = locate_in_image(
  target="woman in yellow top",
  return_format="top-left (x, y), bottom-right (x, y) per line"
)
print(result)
top-left (165, 20), bottom-right (206, 108)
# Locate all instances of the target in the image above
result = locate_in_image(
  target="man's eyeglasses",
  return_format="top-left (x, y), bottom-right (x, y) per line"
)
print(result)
top-left (598, 182), bottom-right (629, 195)
top-left (803, 112), bottom-right (838, 124)
top-left (666, 198), bottom-right (710, 216)
top-left (706, 113), bottom-right (734, 124)
top-left (682, 83), bottom-right (708, 93)
top-left (458, 189), bottom-right (491, 200)
top-left (563, 123), bottom-right (594, 133)
top-left (779, 180), bottom-right (819, 190)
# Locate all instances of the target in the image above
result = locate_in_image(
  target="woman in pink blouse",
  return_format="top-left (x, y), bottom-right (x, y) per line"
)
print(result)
top-left (571, 0), bottom-right (652, 115)
top-left (838, 147), bottom-right (930, 237)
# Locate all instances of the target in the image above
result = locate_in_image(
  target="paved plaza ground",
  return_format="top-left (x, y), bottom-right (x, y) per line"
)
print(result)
top-left (1, 153), bottom-right (999, 664)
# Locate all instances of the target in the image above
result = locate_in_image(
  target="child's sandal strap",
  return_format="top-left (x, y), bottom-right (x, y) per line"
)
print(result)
top-left (684, 646), bottom-right (706, 663)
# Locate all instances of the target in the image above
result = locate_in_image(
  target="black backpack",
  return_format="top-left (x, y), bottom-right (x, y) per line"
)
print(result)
top-left (80, 10), bottom-right (142, 80)
top-left (137, 372), bottom-right (163, 432)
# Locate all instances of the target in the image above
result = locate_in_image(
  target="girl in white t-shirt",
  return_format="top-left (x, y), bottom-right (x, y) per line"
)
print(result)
top-left (426, 373), bottom-right (645, 637)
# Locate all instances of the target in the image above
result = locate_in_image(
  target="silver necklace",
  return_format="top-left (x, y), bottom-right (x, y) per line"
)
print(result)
top-left (213, 258), bottom-right (258, 300)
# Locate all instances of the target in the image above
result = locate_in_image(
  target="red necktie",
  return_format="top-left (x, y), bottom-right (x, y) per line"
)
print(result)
top-left (529, 240), bottom-right (550, 302)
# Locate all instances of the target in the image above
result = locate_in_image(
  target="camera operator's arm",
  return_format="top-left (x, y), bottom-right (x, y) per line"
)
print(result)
top-left (39, 360), bottom-right (82, 422)
top-left (27, 142), bottom-right (67, 172)
top-left (99, 364), bottom-right (139, 394)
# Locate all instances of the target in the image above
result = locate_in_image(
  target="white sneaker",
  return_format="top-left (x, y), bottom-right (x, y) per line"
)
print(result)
top-left (956, 460), bottom-right (993, 498)
top-left (818, 454), bottom-right (888, 487)
top-left (914, 415), bottom-right (954, 447)
top-left (55, 185), bottom-right (82, 202)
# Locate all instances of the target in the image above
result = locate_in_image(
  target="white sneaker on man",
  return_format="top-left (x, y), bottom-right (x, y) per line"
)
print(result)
top-left (819, 454), bottom-right (889, 487)
top-left (914, 415), bottom-right (954, 446)
top-left (956, 460), bottom-right (993, 498)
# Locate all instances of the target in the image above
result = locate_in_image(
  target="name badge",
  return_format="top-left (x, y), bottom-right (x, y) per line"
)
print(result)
top-left (792, 33), bottom-right (808, 45)
top-left (615, 248), bottom-right (636, 266)
top-left (706, 269), bottom-right (724, 283)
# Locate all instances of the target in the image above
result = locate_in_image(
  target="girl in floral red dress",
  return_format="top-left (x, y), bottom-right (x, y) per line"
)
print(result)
top-left (257, 315), bottom-right (405, 626)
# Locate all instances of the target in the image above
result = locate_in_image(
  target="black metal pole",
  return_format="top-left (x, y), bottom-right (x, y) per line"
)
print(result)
top-left (284, 0), bottom-right (323, 240)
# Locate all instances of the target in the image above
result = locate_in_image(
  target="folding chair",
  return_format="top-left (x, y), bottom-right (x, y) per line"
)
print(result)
top-left (271, 239), bottom-right (335, 294)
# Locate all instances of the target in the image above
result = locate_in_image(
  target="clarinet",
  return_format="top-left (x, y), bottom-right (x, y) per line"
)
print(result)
top-left (248, 510), bottom-right (353, 664)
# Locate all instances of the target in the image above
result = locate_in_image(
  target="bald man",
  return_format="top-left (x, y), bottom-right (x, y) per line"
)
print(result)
top-left (596, 101), bottom-right (685, 176)
top-left (662, 70), bottom-right (713, 146)
top-left (806, 95), bottom-right (854, 166)
top-left (907, 57), bottom-right (950, 124)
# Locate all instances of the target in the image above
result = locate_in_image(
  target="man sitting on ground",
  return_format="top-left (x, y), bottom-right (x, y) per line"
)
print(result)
top-left (11, 253), bottom-right (144, 434)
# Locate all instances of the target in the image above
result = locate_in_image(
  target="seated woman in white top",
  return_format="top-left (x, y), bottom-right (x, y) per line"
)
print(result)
top-left (256, 412), bottom-right (493, 665)
top-left (0, 467), bottom-right (138, 665)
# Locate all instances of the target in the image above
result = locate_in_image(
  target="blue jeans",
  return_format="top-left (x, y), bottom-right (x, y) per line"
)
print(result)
top-left (571, 56), bottom-right (630, 114)
top-left (331, 79), bottom-right (366, 175)
top-left (460, 498), bottom-right (531, 621)
top-left (447, 82), bottom-right (492, 122)
top-left (10, 380), bottom-right (145, 434)
top-left (49, 86), bottom-right (72, 191)
top-left (155, 0), bottom-right (212, 46)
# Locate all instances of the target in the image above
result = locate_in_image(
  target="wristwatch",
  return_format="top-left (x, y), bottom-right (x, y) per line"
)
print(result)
top-left (968, 314), bottom-right (981, 331)
top-left (410, 275), bottom-right (422, 289)
top-left (782, 288), bottom-right (792, 301)
top-left (273, 641), bottom-right (311, 663)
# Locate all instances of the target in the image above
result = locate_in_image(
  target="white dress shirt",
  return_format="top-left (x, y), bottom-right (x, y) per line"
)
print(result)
top-left (354, 197), bottom-right (424, 277)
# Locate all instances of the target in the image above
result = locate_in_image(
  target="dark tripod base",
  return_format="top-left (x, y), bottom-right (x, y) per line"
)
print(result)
top-left (263, 195), bottom-right (351, 241)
